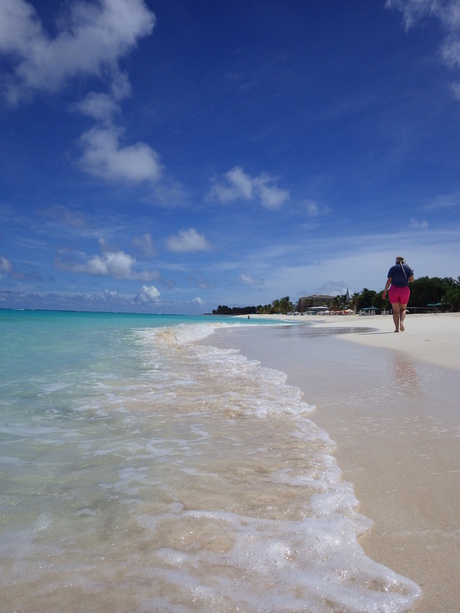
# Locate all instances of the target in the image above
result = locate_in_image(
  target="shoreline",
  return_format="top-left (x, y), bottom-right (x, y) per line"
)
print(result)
top-left (240, 312), bottom-right (460, 372)
top-left (204, 313), bottom-right (460, 612)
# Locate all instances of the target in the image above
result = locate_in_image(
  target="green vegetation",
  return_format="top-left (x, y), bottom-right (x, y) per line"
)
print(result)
top-left (212, 277), bottom-right (460, 315)
top-left (213, 296), bottom-right (294, 315)
top-left (335, 276), bottom-right (460, 312)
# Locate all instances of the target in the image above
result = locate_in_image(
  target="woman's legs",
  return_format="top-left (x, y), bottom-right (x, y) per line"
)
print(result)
top-left (399, 303), bottom-right (407, 331)
top-left (391, 302), bottom-right (407, 332)
top-left (391, 303), bottom-right (401, 332)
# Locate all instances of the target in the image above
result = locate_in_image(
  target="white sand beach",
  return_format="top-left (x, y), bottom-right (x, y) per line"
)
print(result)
top-left (311, 311), bottom-right (460, 373)
top-left (245, 312), bottom-right (460, 373)
top-left (206, 313), bottom-right (460, 613)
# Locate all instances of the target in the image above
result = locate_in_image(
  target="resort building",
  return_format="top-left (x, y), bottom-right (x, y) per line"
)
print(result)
top-left (296, 294), bottom-right (335, 313)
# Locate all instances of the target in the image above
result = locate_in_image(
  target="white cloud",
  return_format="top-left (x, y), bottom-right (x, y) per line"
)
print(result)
top-left (0, 2), bottom-right (163, 186)
top-left (442, 35), bottom-right (460, 69)
top-left (192, 296), bottom-right (203, 305)
top-left (0, 255), bottom-right (13, 274)
top-left (386, 0), bottom-right (460, 31)
top-left (72, 92), bottom-right (121, 123)
top-left (409, 217), bottom-right (428, 229)
top-left (387, 0), bottom-right (460, 100)
top-left (72, 72), bottom-right (132, 123)
top-left (78, 127), bottom-right (163, 183)
top-left (209, 166), bottom-right (290, 210)
top-left (210, 167), bottom-right (254, 201)
top-left (110, 71), bottom-right (132, 102)
top-left (135, 284), bottom-right (161, 303)
top-left (254, 173), bottom-right (290, 210)
top-left (55, 239), bottom-right (159, 281)
top-left (103, 289), bottom-right (120, 299)
top-left (133, 233), bottom-right (157, 257)
top-left (450, 81), bottom-right (460, 100)
top-left (0, 0), bottom-right (155, 105)
top-left (167, 228), bottom-right (213, 253)
top-left (239, 273), bottom-right (264, 286)
top-left (303, 199), bottom-right (330, 217)
top-left (423, 190), bottom-right (460, 209)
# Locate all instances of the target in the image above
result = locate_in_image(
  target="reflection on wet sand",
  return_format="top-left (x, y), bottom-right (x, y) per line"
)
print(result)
top-left (392, 356), bottom-right (420, 398)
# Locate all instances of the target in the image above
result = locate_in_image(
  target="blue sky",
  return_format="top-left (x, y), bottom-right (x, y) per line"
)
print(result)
top-left (1, 0), bottom-right (460, 314)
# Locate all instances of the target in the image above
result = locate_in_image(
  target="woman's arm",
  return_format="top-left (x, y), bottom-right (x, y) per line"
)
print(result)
top-left (382, 277), bottom-right (392, 300)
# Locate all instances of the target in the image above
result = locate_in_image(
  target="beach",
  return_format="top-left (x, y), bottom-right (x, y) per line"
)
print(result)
top-left (205, 313), bottom-right (460, 613)
top-left (1, 309), bottom-right (457, 611)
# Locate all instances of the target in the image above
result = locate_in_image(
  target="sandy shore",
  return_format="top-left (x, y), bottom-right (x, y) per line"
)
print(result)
top-left (206, 313), bottom-right (460, 612)
top-left (244, 312), bottom-right (460, 372)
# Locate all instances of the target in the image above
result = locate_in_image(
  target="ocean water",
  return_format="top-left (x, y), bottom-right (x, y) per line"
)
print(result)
top-left (0, 310), bottom-right (421, 612)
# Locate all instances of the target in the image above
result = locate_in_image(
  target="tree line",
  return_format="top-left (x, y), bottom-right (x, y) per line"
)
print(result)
top-left (212, 277), bottom-right (460, 315)
top-left (213, 296), bottom-right (294, 315)
top-left (349, 276), bottom-right (460, 312)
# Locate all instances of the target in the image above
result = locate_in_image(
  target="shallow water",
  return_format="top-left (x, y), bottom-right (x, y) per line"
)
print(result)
top-left (0, 311), bottom-right (421, 612)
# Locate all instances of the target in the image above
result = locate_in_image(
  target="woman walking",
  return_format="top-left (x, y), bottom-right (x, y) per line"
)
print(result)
top-left (383, 256), bottom-right (415, 332)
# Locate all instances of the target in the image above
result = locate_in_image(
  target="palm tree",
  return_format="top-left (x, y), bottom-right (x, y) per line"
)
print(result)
top-left (348, 292), bottom-right (360, 312)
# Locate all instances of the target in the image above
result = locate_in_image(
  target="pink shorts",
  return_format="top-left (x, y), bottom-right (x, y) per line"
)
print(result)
top-left (388, 285), bottom-right (410, 305)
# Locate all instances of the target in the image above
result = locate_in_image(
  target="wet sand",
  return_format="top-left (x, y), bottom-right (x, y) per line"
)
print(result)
top-left (203, 314), bottom-right (460, 612)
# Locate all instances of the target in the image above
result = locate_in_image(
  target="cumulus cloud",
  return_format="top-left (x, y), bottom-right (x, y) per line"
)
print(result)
top-left (208, 166), bottom-right (290, 210)
top-left (72, 92), bottom-right (121, 123)
top-left (254, 173), bottom-right (290, 209)
top-left (192, 296), bottom-right (203, 305)
top-left (167, 228), bottom-right (213, 253)
top-left (210, 167), bottom-right (254, 201)
top-left (0, 1), bottom-right (165, 185)
top-left (71, 73), bottom-right (132, 123)
top-left (387, 0), bottom-right (460, 98)
top-left (55, 238), bottom-right (159, 281)
top-left (0, 0), bottom-right (155, 105)
top-left (134, 284), bottom-right (161, 303)
top-left (78, 127), bottom-right (163, 183)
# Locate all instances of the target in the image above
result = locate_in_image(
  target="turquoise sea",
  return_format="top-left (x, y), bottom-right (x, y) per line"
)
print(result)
top-left (0, 310), bottom-right (420, 612)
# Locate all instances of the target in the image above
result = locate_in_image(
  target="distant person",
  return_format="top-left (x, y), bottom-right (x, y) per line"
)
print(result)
top-left (383, 256), bottom-right (415, 332)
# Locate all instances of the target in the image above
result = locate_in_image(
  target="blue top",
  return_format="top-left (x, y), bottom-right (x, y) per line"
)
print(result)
top-left (388, 263), bottom-right (414, 287)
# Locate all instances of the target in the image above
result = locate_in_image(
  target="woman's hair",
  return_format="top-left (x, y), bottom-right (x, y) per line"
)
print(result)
top-left (395, 256), bottom-right (405, 263)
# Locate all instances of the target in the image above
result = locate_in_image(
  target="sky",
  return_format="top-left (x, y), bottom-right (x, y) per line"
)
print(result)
top-left (1, 0), bottom-right (460, 314)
